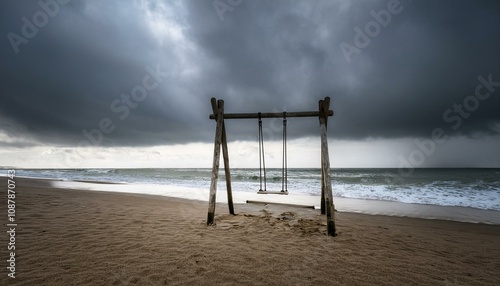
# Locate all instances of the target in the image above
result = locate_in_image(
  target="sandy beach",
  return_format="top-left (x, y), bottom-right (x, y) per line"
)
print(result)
top-left (2, 178), bottom-right (500, 285)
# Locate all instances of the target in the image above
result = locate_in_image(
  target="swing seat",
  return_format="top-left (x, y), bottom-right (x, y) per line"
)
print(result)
top-left (257, 190), bottom-right (289, 195)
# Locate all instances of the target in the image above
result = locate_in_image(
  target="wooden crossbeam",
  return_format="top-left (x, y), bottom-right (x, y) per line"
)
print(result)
top-left (210, 111), bottom-right (333, 120)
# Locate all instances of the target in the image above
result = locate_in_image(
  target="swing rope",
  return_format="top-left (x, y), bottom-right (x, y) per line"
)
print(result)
top-left (258, 112), bottom-right (288, 194)
top-left (281, 112), bottom-right (287, 192)
top-left (258, 112), bottom-right (266, 192)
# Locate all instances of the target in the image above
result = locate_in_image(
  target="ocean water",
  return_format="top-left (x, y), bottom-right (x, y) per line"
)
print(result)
top-left (6, 168), bottom-right (500, 212)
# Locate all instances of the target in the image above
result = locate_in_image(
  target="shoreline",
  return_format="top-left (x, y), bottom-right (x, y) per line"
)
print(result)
top-left (3, 168), bottom-right (499, 218)
top-left (36, 176), bottom-right (500, 225)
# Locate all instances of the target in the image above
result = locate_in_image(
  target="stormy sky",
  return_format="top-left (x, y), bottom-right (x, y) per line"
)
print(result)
top-left (1, 0), bottom-right (499, 168)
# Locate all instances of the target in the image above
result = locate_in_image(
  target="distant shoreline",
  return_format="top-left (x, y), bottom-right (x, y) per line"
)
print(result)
top-left (12, 176), bottom-right (500, 225)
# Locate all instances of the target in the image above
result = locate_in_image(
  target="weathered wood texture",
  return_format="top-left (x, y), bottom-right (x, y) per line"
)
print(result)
top-left (320, 101), bottom-right (326, 215)
top-left (257, 190), bottom-right (289, 195)
top-left (246, 200), bottom-right (315, 209)
top-left (207, 99), bottom-right (224, 225)
top-left (210, 111), bottom-right (333, 120)
top-left (319, 97), bottom-right (336, 236)
top-left (210, 98), bottom-right (235, 215)
top-left (221, 126), bottom-right (234, 215)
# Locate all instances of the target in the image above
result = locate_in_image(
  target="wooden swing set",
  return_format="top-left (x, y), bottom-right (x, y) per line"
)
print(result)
top-left (207, 97), bottom-right (337, 236)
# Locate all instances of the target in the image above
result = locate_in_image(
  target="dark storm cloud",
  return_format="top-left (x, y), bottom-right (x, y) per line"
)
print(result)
top-left (1, 0), bottom-right (499, 147)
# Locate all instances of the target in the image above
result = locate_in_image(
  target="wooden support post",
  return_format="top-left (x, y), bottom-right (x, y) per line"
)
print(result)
top-left (207, 99), bottom-right (224, 225)
top-left (321, 164), bottom-right (326, 214)
top-left (221, 125), bottom-right (234, 215)
top-left (319, 100), bottom-right (326, 215)
top-left (319, 97), bottom-right (336, 236)
top-left (210, 98), bottom-right (234, 215)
